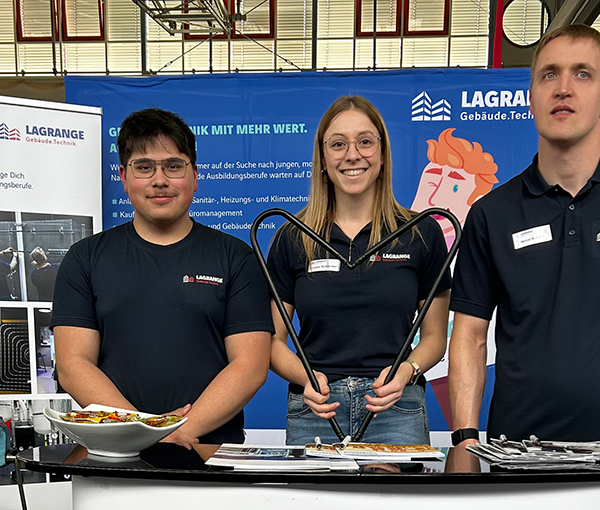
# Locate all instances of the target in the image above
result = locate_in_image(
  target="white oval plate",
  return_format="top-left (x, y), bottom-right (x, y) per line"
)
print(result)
top-left (43, 405), bottom-right (187, 458)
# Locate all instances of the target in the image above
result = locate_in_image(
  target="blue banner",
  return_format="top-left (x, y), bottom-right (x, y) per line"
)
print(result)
top-left (66, 69), bottom-right (537, 432)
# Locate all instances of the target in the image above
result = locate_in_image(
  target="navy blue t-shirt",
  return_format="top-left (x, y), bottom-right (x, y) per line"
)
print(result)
top-left (267, 216), bottom-right (451, 391)
top-left (51, 221), bottom-right (273, 443)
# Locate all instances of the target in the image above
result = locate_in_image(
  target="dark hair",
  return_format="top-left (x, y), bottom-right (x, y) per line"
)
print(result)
top-left (531, 25), bottom-right (600, 78)
top-left (117, 108), bottom-right (196, 168)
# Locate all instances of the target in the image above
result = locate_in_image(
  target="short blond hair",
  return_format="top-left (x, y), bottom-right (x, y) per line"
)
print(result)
top-left (30, 246), bottom-right (47, 267)
top-left (531, 24), bottom-right (600, 78)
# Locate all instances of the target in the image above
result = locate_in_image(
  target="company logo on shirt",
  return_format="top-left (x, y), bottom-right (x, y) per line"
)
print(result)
top-left (369, 253), bottom-right (410, 262)
top-left (0, 122), bottom-right (20, 141)
top-left (183, 274), bottom-right (224, 286)
top-left (596, 232), bottom-right (600, 242)
top-left (382, 253), bottom-right (410, 261)
top-left (412, 92), bottom-right (451, 122)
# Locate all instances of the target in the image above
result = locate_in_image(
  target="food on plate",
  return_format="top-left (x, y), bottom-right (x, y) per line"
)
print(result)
top-left (60, 410), bottom-right (184, 427)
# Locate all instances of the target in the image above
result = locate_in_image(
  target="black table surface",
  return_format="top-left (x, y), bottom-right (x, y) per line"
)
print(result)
top-left (16, 443), bottom-right (600, 485)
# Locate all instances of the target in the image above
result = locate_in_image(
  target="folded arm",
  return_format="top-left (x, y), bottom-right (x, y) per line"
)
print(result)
top-left (172, 329), bottom-right (271, 442)
top-left (54, 325), bottom-right (135, 410)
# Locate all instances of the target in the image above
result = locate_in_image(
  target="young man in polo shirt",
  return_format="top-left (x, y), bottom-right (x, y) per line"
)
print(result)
top-left (51, 108), bottom-right (273, 446)
top-left (448, 24), bottom-right (600, 446)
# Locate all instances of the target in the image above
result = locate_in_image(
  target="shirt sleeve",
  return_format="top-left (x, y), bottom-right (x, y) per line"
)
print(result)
top-left (49, 240), bottom-right (99, 331)
top-left (449, 203), bottom-right (499, 321)
top-left (417, 217), bottom-right (452, 301)
top-left (222, 243), bottom-right (275, 338)
top-left (266, 226), bottom-right (298, 306)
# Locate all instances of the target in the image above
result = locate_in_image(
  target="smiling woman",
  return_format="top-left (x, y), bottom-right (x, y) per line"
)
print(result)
top-left (266, 96), bottom-right (452, 446)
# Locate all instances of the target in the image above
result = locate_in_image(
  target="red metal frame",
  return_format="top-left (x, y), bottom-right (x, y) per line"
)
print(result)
top-left (356, 0), bottom-right (402, 37)
top-left (61, 0), bottom-right (105, 41)
top-left (403, 0), bottom-right (450, 36)
top-left (16, 0), bottom-right (105, 42)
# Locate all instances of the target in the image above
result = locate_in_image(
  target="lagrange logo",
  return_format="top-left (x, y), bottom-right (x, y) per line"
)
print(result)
top-left (411, 92), bottom-right (451, 122)
top-left (183, 274), bottom-right (224, 286)
top-left (0, 122), bottom-right (21, 141)
top-left (370, 254), bottom-right (411, 261)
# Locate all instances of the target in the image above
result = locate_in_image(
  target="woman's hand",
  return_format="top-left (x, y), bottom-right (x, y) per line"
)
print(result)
top-left (365, 362), bottom-right (413, 415)
top-left (303, 371), bottom-right (340, 419)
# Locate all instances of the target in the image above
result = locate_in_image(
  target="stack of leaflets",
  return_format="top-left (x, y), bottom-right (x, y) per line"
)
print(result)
top-left (205, 444), bottom-right (359, 472)
top-left (467, 437), bottom-right (600, 470)
top-left (305, 442), bottom-right (445, 464)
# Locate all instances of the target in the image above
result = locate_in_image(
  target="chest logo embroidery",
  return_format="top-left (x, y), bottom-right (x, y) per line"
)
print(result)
top-left (382, 253), bottom-right (410, 261)
top-left (369, 254), bottom-right (411, 262)
top-left (183, 274), bottom-right (224, 286)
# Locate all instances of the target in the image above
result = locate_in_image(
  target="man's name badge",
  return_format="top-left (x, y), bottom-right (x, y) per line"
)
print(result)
top-left (512, 225), bottom-right (552, 250)
top-left (308, 259), bottom-right (341, 273)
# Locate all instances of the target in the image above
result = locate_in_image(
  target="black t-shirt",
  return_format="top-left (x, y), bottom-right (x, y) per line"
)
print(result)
top-left (267, 216), bottom-right (451, 391)
top-left (451, 156), bottom-right (600, 441)
top-left (31, 263), bottom-right (60, 301)
top-left (50, 221), bottom-right (273, 443)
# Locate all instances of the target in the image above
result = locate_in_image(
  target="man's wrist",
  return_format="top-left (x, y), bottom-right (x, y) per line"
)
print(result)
top-left (451, 428), bottom-right (479, 446)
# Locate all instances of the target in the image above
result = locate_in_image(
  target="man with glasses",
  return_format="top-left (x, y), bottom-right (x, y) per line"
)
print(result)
top-left (51, 108), bottom-right (273, 446)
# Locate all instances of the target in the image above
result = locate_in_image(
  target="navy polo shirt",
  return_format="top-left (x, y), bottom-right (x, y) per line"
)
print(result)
top-left (267, 216), bottom-right (451, 392)
top-left (451, 155), bottom-right (600, 441)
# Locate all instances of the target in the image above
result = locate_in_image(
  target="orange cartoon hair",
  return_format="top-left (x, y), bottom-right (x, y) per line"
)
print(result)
top-left (427, 128), bottom-right (499, 206)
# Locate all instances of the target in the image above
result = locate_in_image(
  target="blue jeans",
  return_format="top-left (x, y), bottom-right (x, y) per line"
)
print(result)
top-left (285, 377), bottom-right (430, 445)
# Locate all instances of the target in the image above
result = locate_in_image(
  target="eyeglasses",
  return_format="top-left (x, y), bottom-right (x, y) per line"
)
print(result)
top-left (128, 158), bottom-right (191, 179)
top-left (323, 134), bottom-right (381, 159)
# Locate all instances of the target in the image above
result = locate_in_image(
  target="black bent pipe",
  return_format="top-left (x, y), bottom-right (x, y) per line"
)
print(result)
top-left (250, 207), bottom-right (461, 443)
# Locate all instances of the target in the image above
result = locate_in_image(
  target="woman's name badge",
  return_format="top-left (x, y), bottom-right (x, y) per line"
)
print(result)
top-left (512, 225), bottom-right (552, 250)
top-left (308, 259), bottom-right (341, 273)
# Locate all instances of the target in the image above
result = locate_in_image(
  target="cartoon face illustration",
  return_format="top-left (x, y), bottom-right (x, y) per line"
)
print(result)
top-left (411, 128), bottom-right (498, 247)
top-left (412, 162), bottom-right (477, 237)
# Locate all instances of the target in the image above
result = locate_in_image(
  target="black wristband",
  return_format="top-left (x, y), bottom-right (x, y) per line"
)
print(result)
top-left (451, 428), bottom-right (479, 446)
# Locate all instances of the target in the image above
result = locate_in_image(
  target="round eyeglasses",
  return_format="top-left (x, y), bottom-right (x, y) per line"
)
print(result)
top-left (128, 158), bottom-right (191, 179)
top-left (323, 134), bottom-right (381, 159)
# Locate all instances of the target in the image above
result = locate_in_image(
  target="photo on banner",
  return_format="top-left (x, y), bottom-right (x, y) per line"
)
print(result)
top-left (0, 95), bottom-right (102, 398)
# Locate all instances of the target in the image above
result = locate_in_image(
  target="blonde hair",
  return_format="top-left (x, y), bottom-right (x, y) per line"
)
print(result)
top-left (291, 96), bottom-right (413, 264)
top-left (427, 128), bottom-right (498, 206)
